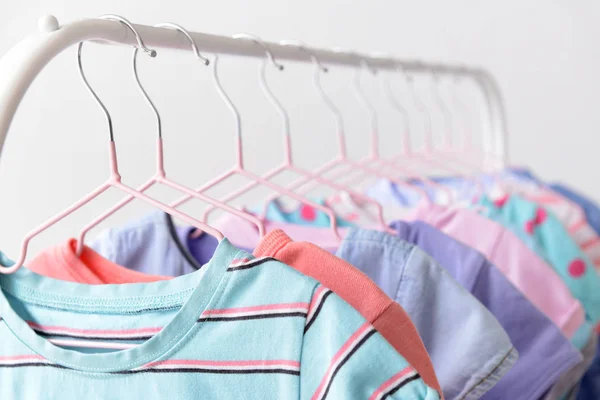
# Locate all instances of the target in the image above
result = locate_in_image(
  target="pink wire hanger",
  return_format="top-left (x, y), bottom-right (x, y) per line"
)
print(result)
top-left (384, 63), bottom-right (486, 199)
top-left (297, 52), bottom-right (432, 204)
top-left (427, 68), bottom-right (489, 174)
top-left (76, 23), bottom-right (269, 255)
top-left (441, 72), bottom-right (488, 170)
top-left (323, 54), bottom-right (454, 204)
top-left (0, 16), bottom-right (230, 276)
top-left (163, 33), bottom-right (341, 242)
top-left (252, 40), bottom-right (394, 230)
top-left (0, 15), bottom-right (229, 350)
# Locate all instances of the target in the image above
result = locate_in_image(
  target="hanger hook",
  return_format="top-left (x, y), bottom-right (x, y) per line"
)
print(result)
top-left (131, 23), bottom-right (210, 141)
top-left (155, 23), bottom-right (210, 65)
top-left (232, 33), bottom-right (290, 140)
top-left (450, 70), bottom-right (472, 150)
top-left (231, 33), bottom-right (284, 70)
top-left (335, 48), bottom-right (379, 157)
top-left (77, 15), bottom-right (156, 142)
top-left (99, 15), bottom-right (157, 58)
top-left (430, 66), bottom-right (454, 148)
top-left (278, 40), bottom-right (327, 72)
top-left (403, 61), bottom-right (434, 151)
top-left (278, 40), bottom-right (345, 139)
top-left (211, 55), bottom-right (244, 157)
top-left (370, 52), bottom-right (412, 153)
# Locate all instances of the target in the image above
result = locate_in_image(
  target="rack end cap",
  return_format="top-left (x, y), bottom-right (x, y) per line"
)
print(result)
top-left (38, 15), bottom-right (60, 34)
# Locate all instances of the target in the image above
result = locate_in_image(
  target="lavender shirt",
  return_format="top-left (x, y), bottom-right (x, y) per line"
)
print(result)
top-left (391, 220), bottom-right (582, 400)
top-left (90, 211), bottom-right (221, 276)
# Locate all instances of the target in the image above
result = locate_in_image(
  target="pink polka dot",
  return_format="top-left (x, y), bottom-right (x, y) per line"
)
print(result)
top-left (524, 220), bottom-right (535, 234)
top-left (568, 259), bottom-right (586, 277)
top-left (534, 208), bottom-right (547, 225)
top-left (300, 205), bottom-right (317, 221)
top-left (493, 195), bottom-right (509, 208)
top-left (345, 212), bottom-right (360, 222)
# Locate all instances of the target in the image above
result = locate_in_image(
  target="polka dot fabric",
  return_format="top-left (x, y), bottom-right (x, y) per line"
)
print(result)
top-left (257, 199), bottom-right (357, 228)
top-left (477, 194), bottom-right (600, 324)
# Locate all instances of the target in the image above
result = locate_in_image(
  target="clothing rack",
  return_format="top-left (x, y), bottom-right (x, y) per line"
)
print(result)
top-left (0, 15), bottom-right (508, 167)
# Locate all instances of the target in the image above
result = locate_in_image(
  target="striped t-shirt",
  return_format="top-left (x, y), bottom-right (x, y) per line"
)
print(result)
top-left (0, 239), bottom-right (438, 399)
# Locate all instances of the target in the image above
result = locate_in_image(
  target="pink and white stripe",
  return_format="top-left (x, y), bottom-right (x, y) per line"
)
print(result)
top-left (227, 256), bottom-right (276, 271)
top-left (200, 303), bottom-right (309, 322)
top-left (369, 367), bottom-right (420, 400)
top-left (0, 355), bottom-right (53, 367)
top-left (305, 286), bottom-right (332, 331)
top-left (138, 359), bottom-right (300, 375)
top-left (311, 322), bottom-right (377, 400)
top-left (27, 321), bottom-right (162, 340)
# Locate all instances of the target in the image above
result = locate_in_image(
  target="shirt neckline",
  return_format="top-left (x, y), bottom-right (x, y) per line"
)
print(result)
top-left (55, 239), bottom-right (169, 283)
top-left (0, 238), bottom-right (241, 373)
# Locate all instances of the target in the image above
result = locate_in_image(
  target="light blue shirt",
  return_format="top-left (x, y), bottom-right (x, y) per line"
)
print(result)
top-left (0, 239), bottom-right (438, 399)
top-left (336, 228), bottom-right (517, 400)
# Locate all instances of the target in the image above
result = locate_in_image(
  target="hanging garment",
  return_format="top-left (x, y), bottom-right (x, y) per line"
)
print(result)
top-left (0, 240), bottom-right (440, 399)
top-left (335, 229), bottom-right (517, 400)
top-left (90, 211), bottom-right (221, 277)
top-left (391, 220), bottom-right (584, 400)
top-left (264, 196), bottom-right (586, 342)
top-left (33, 228), bottom-right (442, 396)
top-left (363, 188), bottom-right (585, 339)
top-left (476, 194), bottom-right (600, 325)
top-left (407, 172), bottom-right (600, 267)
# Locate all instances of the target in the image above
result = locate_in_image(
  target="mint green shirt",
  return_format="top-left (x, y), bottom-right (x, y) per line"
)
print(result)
top-left (477, 194), bottom-right (600, 325)
top-left (0, 239), bottom-right (437, 399)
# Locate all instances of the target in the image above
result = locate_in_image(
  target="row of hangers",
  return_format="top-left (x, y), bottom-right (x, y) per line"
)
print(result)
top-left (3, 13), bottom-right (502, 281)
top-left (0, 13), bottom-right (526, 351)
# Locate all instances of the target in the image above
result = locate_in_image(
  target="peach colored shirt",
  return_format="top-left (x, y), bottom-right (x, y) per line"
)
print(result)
top-left (27, 239), bottom-right (168, 284)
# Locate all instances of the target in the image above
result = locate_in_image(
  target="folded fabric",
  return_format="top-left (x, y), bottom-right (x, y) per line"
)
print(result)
top-left (336, 228), bottom-right (518, 400)
top-left (392, 220), bottom-right (583, 400)
top-left (0, 241), bottom-right (440, 398)
top-left (33, 226), bottom-right (443, 396)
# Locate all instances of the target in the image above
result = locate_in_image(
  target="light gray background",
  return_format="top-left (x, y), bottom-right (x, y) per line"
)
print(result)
top-left (0, 1), bottom-right (598, 258)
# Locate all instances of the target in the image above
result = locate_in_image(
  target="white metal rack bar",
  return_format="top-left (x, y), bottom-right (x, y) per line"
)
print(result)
top-left (0, 15), bottom-right (508, 165)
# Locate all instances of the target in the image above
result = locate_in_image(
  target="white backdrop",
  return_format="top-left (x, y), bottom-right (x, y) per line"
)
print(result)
top-left (0, 0), bottom-right (599, 258)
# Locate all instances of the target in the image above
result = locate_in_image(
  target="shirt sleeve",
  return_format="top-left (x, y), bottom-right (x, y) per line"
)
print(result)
top-left (300, 284), bottom-right (440, 400)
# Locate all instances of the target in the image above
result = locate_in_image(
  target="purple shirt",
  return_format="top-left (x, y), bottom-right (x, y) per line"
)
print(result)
top-left (391, 220), bottom-right (582, 400)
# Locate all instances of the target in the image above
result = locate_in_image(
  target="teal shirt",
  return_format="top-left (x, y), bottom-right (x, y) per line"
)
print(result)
top-left (477, 195), bottom-right (600, 325)
top-left (257, 199), bottom-right (356, 228)
top-left (0, 240), bottom-right (437, 399)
